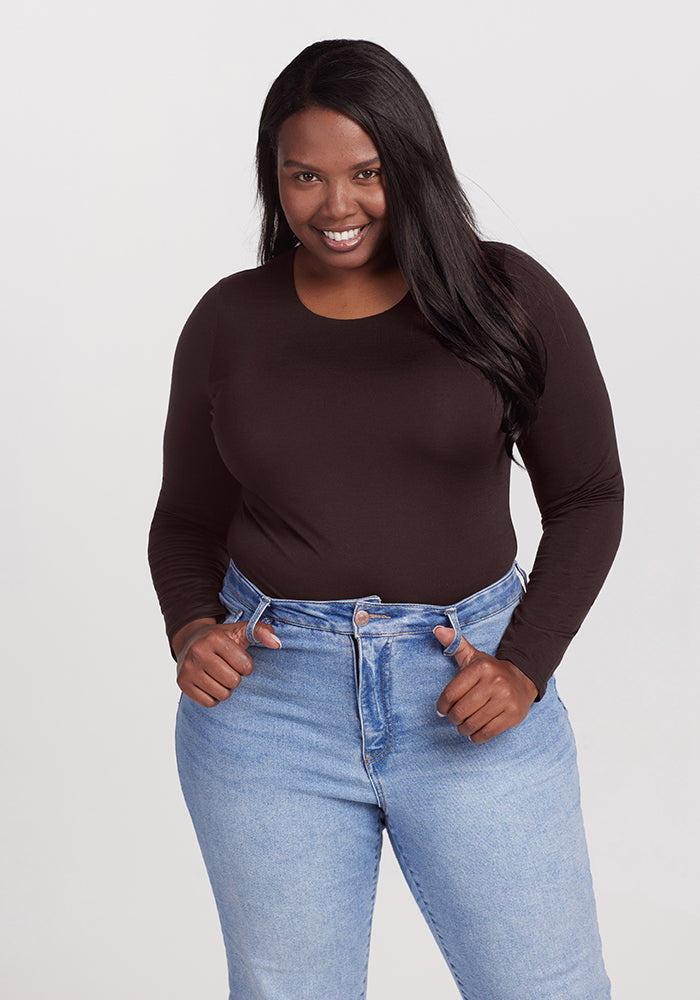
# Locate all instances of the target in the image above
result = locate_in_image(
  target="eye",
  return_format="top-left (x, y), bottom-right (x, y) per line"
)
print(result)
top-left (356, 168), bottom-right (381, 180)
top-left (293, 171), bottom-right (319, 183)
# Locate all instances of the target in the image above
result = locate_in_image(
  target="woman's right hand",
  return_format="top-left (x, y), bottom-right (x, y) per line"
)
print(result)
top-left (172, 616), bottom-right (282, 707)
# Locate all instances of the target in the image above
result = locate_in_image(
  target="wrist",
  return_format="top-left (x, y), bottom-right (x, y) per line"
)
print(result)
top-left (172, 617), bottom-right (218, 658)
top-left (502, 659), bottom-right (538, 701)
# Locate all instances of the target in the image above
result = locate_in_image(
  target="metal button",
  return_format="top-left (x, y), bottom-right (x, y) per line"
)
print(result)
top-left (354, 609), bottom-right (370, 626)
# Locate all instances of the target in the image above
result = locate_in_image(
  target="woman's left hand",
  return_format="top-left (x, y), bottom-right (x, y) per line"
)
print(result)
top-left (433, 626), bottom-right (538, 743)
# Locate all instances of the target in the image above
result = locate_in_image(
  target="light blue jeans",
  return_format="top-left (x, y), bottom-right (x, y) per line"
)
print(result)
top-left (175, 559), bottom-right (610, 999)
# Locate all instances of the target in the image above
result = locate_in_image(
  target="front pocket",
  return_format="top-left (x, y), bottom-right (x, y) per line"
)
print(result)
top-left (459, 597), bottom-right (521, 657)
top-left (221, 607), bottom-right (245, 626)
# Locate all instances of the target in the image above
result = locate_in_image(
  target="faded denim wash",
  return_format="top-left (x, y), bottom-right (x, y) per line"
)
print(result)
top-left (175, 559), bottom-right (610, 1000)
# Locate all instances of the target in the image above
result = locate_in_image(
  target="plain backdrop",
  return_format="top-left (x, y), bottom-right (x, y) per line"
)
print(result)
top-left (2, 2), bottom-right (697, 997)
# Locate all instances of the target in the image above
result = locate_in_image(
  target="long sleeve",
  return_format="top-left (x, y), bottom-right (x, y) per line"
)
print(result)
top-left (495, 247), bottom-right (624, 698)
top-left (148, 280), bottom-right (241, 649)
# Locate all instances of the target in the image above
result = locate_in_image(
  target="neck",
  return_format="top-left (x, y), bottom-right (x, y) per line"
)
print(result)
top-left (292, 247), bottom-right (409, 320)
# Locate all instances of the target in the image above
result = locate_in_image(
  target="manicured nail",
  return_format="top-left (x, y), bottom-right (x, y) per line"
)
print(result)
top-left (436, 709), bottom-right (446, 717)
top-left (272, 637), bottom-right (282, 648)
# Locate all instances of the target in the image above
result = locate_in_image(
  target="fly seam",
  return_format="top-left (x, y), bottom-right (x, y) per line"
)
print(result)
top-left (364, 638), bottom-right (394, 765)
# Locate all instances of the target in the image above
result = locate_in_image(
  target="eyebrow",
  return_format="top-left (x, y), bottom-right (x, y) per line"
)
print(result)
top-left (281, 157), bottom-right (381, 171)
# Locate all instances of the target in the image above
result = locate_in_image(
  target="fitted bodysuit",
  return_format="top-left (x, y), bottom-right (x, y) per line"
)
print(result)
top-left (148, 241), bottom-right (624, 697)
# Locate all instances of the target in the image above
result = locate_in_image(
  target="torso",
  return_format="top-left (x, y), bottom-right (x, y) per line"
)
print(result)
top-left (207, 247), bottom-right (514, 605)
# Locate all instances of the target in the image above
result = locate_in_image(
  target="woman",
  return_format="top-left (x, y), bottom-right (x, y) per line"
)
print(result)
top-left (149, 38), bottom-right (623, 1000)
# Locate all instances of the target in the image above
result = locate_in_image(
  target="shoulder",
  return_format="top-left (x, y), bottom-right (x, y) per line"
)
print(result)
top-left (178, 251), bottom-right (294, 347)
top-left (483, 240), bottom-right (592, 352)
top-left (217, 250), bottom-right (293, 309)
top-left (186, 250), bottom-right (293, 314)
top-left (483, 241), bottom-right (567, 313)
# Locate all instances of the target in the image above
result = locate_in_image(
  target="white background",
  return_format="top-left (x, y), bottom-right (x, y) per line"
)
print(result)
top-left (2, 2), bottom-right (697, 997)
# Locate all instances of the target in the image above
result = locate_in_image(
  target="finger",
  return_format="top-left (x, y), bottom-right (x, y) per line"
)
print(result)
top-left (436, 664), bottom-right (481, 716)
top-left (432, 626), bottom-right (478, 660)
top-left (253, 622), bottom-right (283, 649)
top-left (447, 685), bottom-right (491, 728)
top-left (183, 681), bottom-right (221, 708)
top-left (227, 620), bottom-right (282, 649)
top-left (178, 648), bottom-right (242, 694)
top-left (209, 635), bottom-right (256, 675)
top-left (468, 710), bottom-right (509, 744)
top-left (455, 698), bottom-right (497, 735)
top-left (196, 670), bottom-right (240, 701)
top-left (205, 650), bottom-right (252, 684)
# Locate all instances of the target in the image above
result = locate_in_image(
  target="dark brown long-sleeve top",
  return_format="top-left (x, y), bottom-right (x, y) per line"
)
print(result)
top-left (148, 242), bottom-right (624, 697)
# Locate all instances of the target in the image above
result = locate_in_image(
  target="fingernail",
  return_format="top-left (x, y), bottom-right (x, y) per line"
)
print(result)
top-left (436, 709), bottom-right (446, 717)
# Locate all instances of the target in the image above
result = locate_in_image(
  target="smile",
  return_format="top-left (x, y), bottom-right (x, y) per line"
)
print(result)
top-left (321, 226), bottom-right (365, 241)
top-left (316, 223), bottom-right (370, 251)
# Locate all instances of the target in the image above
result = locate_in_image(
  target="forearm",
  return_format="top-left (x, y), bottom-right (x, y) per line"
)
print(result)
top-left (497, 486), bottom-right (624, 697)
top-left (148, 505), bottom-right (231, 648)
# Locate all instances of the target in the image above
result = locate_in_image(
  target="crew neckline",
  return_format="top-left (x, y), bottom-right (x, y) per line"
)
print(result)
top-left (286, 247), bottom-right (411, 322)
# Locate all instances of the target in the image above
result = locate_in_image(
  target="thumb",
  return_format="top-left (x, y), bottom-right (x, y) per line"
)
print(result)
top-left (432, 625), bottom-right (477, 659)
top-left (225, 619), bottom-right (283, 649)
top-left (251, 621), bottom-right (283, 649)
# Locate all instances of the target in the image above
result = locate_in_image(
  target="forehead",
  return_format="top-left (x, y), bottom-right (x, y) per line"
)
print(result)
top-left (277, 107), bottom-right (379, 166)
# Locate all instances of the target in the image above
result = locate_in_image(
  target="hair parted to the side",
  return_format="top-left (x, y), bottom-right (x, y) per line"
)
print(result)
top-left (256, 38), bottom-right (546, 457)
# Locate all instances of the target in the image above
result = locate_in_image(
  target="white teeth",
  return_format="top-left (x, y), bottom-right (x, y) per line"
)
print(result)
top-left (322, 227), bottom-right (363, 241)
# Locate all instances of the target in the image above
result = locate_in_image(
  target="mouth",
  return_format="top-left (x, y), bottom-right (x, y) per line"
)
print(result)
top-left (316, 223), bottom-right (370, 251)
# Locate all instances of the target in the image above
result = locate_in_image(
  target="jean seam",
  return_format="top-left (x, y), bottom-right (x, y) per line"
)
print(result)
top-left (368, 765), bottom-right (387, 812)
top-left (386, 822), bottom-right (475, 1000)
top-left (552, 685), bottom-right (570, 715)
top-left (459, 594), bottom-right (521, 627)
top-left (364, 638), bottom-right (394, 765)
top-left (358, 813), bottom-right (384, 1000)
top-left (262, 591), bottom-right (523, 637)
top-left (221, 608), bottom-right (244, 625)
top-left (262, 606), bottom-right (519, 635)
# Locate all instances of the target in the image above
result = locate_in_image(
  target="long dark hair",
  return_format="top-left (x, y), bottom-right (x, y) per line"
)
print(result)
top-left (256, 39), bottom-right (546, 457)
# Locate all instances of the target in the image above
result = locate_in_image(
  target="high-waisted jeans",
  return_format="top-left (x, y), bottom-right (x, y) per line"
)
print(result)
top-left (175, 559), bottom-right (610, 1000)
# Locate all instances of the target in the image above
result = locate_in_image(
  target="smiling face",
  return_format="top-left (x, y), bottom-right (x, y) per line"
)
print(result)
top-left (277, 106), bottom-right (393, 274)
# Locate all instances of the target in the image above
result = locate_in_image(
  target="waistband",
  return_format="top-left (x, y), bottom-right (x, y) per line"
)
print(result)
top-left (219, 560), bottom-right (527, 656)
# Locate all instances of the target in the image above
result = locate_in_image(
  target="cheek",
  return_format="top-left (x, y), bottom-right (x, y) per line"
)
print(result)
top-left (278, 182), bottom-right (308, 227)
top-left (277, 185), bottom-right (296, 225)
top-left (367, 187), bottom-right (389, 222)
top-left (283, 199), bottom-right (324, 240)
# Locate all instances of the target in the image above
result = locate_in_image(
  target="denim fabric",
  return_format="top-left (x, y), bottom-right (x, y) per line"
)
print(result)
top-left (175, 560), bottom-right (610, 1000)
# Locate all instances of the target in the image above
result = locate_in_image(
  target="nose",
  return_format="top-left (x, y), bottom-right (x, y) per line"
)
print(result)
top-left (322, 179), bottom-right (356, 221)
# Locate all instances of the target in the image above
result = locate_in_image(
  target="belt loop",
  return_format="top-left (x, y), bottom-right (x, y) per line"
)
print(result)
top-left (441, 606), bottom-right (464, 657)
top-left (245, 594), bottom-right (272, 645)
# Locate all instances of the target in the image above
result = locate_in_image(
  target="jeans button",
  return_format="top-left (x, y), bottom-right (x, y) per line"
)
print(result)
top-left (354, 609), bottom-right (370, 626)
